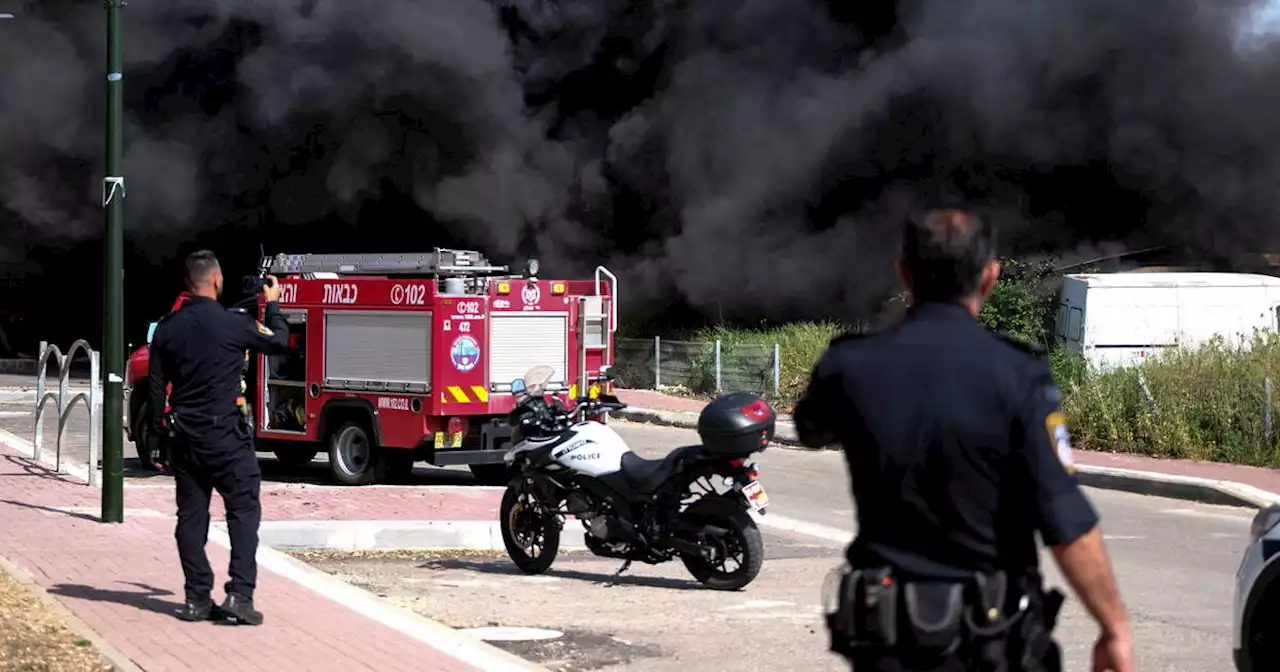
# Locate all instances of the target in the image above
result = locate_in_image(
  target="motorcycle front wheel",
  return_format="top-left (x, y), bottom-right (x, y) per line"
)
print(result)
top-left (499, 483), bottom-right (562, 575)
top-left (679, 496), bottom-right (764, 591)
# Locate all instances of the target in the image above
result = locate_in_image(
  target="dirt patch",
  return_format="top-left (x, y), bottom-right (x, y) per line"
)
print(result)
top-left (0, 567), bottom-right (112, 672)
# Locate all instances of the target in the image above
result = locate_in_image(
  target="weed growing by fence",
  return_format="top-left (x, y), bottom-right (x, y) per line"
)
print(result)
top-left (1062, 333), bottom-right (1280, 466)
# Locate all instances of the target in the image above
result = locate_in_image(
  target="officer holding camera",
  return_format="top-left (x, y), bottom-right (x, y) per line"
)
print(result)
top-left (794, 209), bottom-right (1133, 671)
top-left (148, 250), bottom-right (290, 625)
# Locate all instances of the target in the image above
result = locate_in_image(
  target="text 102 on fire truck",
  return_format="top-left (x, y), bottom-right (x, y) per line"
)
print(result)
top-left (123, 249), bottom-right (618, 486)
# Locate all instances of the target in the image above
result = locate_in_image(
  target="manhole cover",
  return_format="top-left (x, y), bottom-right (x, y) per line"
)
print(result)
top-left (458, 627), bottom-right (565, 642)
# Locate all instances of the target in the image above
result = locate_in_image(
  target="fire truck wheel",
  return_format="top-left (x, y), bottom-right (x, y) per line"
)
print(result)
top-left (133, 401), bottom-right (159, 472)
top-left (469, 463), bottom-right (518, 487)
top-left (328, 420), bottom-right (385, 486)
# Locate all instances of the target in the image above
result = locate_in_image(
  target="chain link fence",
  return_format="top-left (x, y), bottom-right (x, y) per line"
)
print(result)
top-left (613, 337), bottom-right (781, 397)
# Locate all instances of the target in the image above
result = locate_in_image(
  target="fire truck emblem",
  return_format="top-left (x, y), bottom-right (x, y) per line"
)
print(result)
top-left (450, 335), bottom-right (480, 372)
top-left (521, 283), bottom-right (541, 306)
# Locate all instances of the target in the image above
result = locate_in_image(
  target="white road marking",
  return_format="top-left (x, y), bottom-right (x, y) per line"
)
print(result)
top-left (1103, 535), bottom-right (1146, 540)
top-left (750, 512), bottom-right (852, 545)
top-left (719, 600), bottom-right (796, 611)
top-left (1164, 508), bottom-right (1253, 524)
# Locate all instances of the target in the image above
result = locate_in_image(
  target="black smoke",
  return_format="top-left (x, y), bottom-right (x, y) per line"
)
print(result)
top-left (5, 0), bottom-right (1280, 344)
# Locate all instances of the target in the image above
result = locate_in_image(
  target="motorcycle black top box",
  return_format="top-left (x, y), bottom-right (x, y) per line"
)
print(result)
top-left (696, 392), bottom-right (777, 456)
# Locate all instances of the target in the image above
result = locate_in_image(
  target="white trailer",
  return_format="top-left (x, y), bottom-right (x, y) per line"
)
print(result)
top-left (1055, 272), bottom-right (1280, 370)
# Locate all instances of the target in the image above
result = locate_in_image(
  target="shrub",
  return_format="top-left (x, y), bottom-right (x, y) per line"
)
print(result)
top-left (1064, 332), bottom-right (1280, 466)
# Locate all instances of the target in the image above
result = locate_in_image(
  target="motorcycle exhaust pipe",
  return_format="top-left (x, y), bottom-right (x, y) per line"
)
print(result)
top-left (670, 519), bottom-right (731, 538)
top-left (664, 537), bottom-right (712, 558)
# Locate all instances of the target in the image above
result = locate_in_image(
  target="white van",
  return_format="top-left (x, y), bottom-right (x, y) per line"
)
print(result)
top-left (1055, 272), bottom-right (1280, 370)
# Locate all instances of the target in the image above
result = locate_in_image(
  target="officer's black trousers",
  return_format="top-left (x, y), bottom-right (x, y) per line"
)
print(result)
top-left (847, 642), bottom-right (1062, 672)
top-left (170, 432), bottom-right (262, 603)
top-left (848, 653), bottom-right (969, 671)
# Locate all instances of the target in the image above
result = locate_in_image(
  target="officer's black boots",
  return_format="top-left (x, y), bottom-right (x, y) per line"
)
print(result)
top-left (219, 593), bottom-right (264, 626)
top-left (179, 596), bottom-right (217, 622)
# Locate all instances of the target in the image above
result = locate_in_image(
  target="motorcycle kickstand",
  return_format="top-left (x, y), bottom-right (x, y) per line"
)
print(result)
top-left (604, 560), bottom-right (632, 588)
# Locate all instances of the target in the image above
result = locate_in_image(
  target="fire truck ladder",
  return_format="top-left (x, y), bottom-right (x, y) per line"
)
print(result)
top-left (262, 250), bottom-right (510, 277)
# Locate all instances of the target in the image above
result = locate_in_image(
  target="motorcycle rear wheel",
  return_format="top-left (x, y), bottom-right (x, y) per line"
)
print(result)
top-left (679, 497), bottom-right (764, 591)
top-left (500, 484), bottom-right (561, 575)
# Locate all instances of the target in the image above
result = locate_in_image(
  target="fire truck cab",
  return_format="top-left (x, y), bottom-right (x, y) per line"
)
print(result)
top-left (248, 249), bottom-right (617, 486)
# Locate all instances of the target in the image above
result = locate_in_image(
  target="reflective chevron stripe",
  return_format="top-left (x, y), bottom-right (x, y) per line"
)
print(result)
top-left (447, 386), bottom-right (470, 403)
top-left (471, 386), bottom-right (489, 402)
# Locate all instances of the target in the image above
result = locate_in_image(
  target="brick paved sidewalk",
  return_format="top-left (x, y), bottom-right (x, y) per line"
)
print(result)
top-left (0, 444), bottom-right (520, 672)
top-left (615, 388), bottom-right (1280, 498)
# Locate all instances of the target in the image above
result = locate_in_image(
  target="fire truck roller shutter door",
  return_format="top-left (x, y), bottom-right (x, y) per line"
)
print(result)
top-left (489, 314), bottom-right (568, 388)
top-left (323, 311), bottom-right (431, 392)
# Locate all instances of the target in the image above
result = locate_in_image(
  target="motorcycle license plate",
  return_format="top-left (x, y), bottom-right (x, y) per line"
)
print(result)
top-left (742, 480), bottom-right (770, 512)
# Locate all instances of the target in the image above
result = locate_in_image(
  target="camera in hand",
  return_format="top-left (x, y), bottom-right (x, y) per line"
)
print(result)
top-left (243, 276), bottom-right (271, 295)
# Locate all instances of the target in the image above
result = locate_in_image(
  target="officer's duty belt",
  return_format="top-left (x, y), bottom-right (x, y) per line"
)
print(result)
top-left (823, 564), bottom-right (1064, 671)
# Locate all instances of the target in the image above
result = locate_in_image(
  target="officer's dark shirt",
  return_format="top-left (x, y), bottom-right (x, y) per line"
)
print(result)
top-left (793, 301), bottom-right (1099, 581)
top-left (148, 296), bottom-right (289, 442)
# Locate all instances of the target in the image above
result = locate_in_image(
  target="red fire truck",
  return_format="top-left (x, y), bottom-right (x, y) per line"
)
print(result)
top-left (124, 249), bottom-right (617, 486)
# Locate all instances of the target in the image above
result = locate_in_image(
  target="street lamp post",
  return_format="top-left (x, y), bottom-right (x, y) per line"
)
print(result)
top-left (102, 0), bottom-right (126, 524)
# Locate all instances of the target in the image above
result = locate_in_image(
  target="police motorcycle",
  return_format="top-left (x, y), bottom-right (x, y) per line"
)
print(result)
top-left (498, 365), bottom-right (774, 590)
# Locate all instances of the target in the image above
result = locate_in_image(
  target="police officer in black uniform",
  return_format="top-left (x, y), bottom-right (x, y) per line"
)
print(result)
top-left (795, 209), bottom-right (1134, 672)
top-left (148, 250), bottom-right (289, 625)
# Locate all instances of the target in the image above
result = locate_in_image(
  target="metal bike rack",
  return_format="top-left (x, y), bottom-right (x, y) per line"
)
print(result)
top-left (34, 340), bottom-right (101, 486)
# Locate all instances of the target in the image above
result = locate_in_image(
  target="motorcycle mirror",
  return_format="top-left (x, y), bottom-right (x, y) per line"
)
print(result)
top-left (146, 322), bottom-right (159, 344)
top-left (598, 364), bottom-right (614, 381)
top-left (511, 379), bottom-right (526, 394)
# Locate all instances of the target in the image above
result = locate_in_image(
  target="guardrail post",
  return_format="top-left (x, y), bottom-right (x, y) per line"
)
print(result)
top-left (714, 340), bottom-right (722, 393)
top-left (88, 350), bottom-right (101, 487)
top-left (773, 343), bottom-right (781, 397)
top-left (653, 336), bottom-right (661, 389)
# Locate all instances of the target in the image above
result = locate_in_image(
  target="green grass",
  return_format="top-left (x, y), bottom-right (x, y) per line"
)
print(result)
top-left (688, 323), bottom-right (846, 406)
top-left (627, 320), bottom-right (1280, 467)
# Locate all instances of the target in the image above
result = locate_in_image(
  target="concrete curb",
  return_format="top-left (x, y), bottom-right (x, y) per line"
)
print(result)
top-left (0, 553), bottom-right (146, 672)
top-left (0, 360), bottom-right (36, 375)
top-left (206, 527), bottom-right (549, 672)
top-left (0, 432), bottom-right (551, 671)
top-left (614, 407), bottom-right (804, 445)
top-left (232, 519), bottom-right (588, 552)
top-left (614, 407), bottom-right (1280, 510)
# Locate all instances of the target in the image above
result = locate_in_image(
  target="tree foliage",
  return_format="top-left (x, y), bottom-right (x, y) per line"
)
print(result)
top-left (978, 257), bottom-right (1060, 347)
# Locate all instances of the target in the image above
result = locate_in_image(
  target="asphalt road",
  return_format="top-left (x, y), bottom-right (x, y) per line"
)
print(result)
top-left (297, 422), bottom-right (1252, 672)
top-left (0, 374), bottom-right (1254, 670)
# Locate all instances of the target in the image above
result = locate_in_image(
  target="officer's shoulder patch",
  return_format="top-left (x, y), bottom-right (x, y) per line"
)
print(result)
top-left (255, 321), bottom-right (274, 336)
top-left (994, 331), bottom-right (1047, 358)
top-left (1044, 410), bottom-right (1075, 474)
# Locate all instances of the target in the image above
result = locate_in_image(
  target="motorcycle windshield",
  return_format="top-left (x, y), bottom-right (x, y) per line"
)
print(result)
top-left (522, 365), bottom-right (555, 397)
